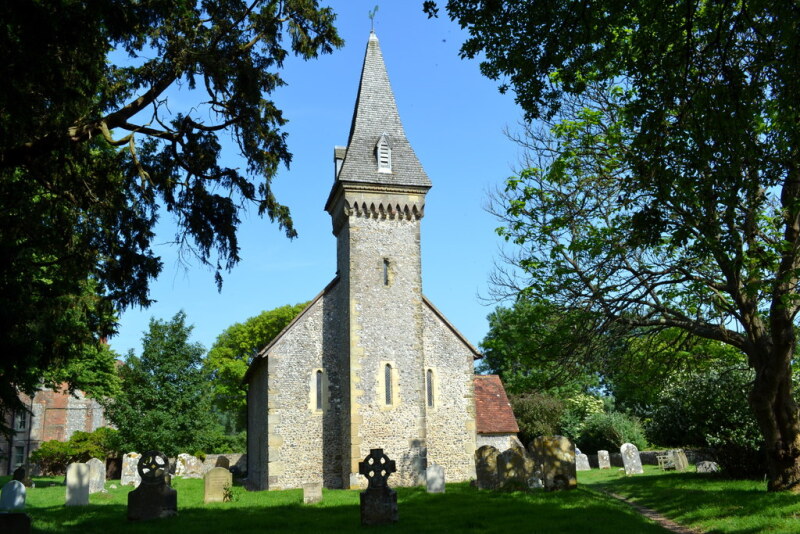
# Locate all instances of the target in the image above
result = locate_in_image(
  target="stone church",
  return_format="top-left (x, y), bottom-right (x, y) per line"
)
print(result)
top-left (244, 32), bottom-right (481, 490)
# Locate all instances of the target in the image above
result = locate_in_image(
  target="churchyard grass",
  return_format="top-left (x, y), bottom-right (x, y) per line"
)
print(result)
top-left (580, 465), bottom-right (800, 533)
top-left (5, 467), bottom-right (799, 533)
top-left (4, 474), bottom-right (666, 533)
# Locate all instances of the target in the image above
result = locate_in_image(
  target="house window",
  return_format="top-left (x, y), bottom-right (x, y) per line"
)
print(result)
top-left (376, 133), bottom-right (391, 173)
top-left (14, 411), bottom-right (26, 431)
top-left (385, 364), bottom-right (393, 405)
top-left (316, 370), bottom-right (324, 411)
top-left (13, 446), bottom-right (25, 468)
top-left (426, 369), bottom-right (434, 408)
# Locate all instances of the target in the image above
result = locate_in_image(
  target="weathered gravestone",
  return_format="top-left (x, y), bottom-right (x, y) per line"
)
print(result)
top-left (621, 443), bottom-right (644, 475)
top-left (128, 450), bottom-right (178, 521)
top-left (121, 452), bottom-right (142, 487)
top-left (575, 453), bottom-right (591, 471)
top-left (358, 448), bottom-right (398, 526)
top-left (215, 456), bottom-right (230, 469)
top-left (176, 453), bottom-right (204, 478)
top-left (597, 450), bottom-right (611, 469)
top-left (66, 462), bottom-right (90, 506)
top-left (13, 465), bottom-right (32, 488)
top-left (696, 461), bottom-right (720, 473)
top-left (474, 445), bottom-right (501, 490)
top-left (529, 436), bottom-right (577, 490)
top-left (497, 447), bottom-right (530, 487)
top-left (426, 464), bottom-right (445, 494)
top-left (86, 458), bottom-right (106, 494)
top-left (303, 482), bottom-right (323, 504)
top-left (204, 467), bottom-right (233, 504)
top-left (671, 449), bottom-right (689, 472)
top-left (0, 479), bottom-right (26, 511)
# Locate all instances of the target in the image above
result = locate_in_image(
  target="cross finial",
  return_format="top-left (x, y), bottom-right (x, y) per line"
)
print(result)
top-left (368, 5), bottom-right (379, 32)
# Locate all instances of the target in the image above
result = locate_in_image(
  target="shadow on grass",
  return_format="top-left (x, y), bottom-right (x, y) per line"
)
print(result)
top-left (25, 482), bottom-right (674, 534)
top-left (583, 471), bottom-right (800, 534)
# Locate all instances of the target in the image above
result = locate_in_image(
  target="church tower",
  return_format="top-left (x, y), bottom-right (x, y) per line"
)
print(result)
top-left (325, 31), bottom-right (432, 487)
top-left (245, 31), bottom-right (478, 492)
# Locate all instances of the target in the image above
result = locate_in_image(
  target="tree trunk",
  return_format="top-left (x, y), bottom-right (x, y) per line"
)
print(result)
top-left (749, 342), bottom-right (800, 492)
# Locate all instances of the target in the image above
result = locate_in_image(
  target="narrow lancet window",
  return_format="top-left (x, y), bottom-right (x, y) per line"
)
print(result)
top-left (376, 133), bottom-right (391, 173)
top-left (426, 369), bottom-right (434, 407)
top-left (385, 363), bottom-right (393, 405)
top-left (316, 370), bottom-right (323, 411)
top-left (383, 258), bottom-right (390, 286)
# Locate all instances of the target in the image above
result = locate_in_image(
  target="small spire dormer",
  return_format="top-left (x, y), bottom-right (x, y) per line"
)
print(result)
top-left (376, 133), bottom-right (391, 173)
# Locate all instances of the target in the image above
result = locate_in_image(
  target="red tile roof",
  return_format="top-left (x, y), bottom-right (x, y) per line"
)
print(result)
top-left (474, 375), bottom-right (520, 434)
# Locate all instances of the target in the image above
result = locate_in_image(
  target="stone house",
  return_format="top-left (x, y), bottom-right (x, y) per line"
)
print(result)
top-left (245, 32), bottom-right (483, 490)
top-left (474, 375), bottom-right (521, 450)
top-left (1, 385), bottom-right (110, 475)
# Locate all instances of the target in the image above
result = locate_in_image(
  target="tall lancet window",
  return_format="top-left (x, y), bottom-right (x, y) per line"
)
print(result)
top-left (316, 370), bottom-right (324, 411)
top-left (426, 369), bottom-right (434, 408)
top-left (385, 363), bottom-right (393, 405)
top-left (376, 133), bottom-right (391, 173)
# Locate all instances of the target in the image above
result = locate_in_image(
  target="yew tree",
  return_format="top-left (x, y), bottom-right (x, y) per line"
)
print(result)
top-left (430, 1), bottom-right (800, 490)
top-left (0, 1), bottom-right (341, 435)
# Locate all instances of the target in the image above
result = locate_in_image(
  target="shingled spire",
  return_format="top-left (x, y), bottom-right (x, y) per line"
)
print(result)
top-left (334, 32), bottom-right (431, 189)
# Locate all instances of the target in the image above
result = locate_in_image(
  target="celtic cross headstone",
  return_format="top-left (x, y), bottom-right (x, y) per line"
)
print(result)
top-left (358, 448), bottom-right (398, 525)
top-left (127, 450), bottom-right (178, 521)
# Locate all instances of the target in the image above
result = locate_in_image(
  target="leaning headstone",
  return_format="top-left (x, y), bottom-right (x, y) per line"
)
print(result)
top-left (204, 467), bottom-right (233, 504)
top-left (358, 448), bottom-right (398, 526)
top-left (0, 512), bottom-right (31, 534)
top-left (13, 466), bottom-right (32, 488)
top-left (303, 482), bottom-right (323, 504)
top-left (86, 458), bottom-right (106, 494)
top-left (597, 450), bottom-right (611, 469)
top-left (672, 449), bottom-right (689, 472)
top-left (474, 445), bottom-right (501, 490)
top-left (620, 443), bottom-right (644, 475)
top-left (529, 436), bottom-right (577, 490)
top-left (176, 453), bottom-right (204, 478)
top-left (575, 453), bottom-right (591, 471)
top-left (121, 452), bottom-right (142, 487)
top-left (66, 462), bottom-right (90, 506)
top-left (426, 464), bottom-right (445, 494)
top-left (0, 479), bottom-right (26, 511)
top-left (128, 450), bottom-right (178, 521)
top-left (497, 447), bottom-right (530, 487)
top-left (696, 461), bottom-right (720, 474)
top-left (214, 456), bottom-right (230, 469)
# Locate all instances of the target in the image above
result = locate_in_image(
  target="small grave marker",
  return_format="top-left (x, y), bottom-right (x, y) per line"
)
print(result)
top-left (121, 452), bottom-right (141, 487)
top-left (474, 445), bottom-right (501, 490)
top-left (0, 479), bottom-right (26, 511)
top-left (86, 458), bottom-right (106, 494)
top-left (426, 464), bottom-right (445, 493)
top-left (303, 482), bottom-right (323, 504)
top-left (204, 467), bottom-right (233, 504)
top-left (621, 443), bottom-right (644, 475)
top-left (575, 453), bottom-right (591, 471)
top-left (597, 450), bottom-right (611, 469)
top-left (529, 436), bottom-right (577, 490)
top-left (66, 463), bottom-right (90, 506)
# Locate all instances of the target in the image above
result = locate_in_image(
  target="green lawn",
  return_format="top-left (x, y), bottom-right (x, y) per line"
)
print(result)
top-left (3, 467), bottom-right (798, 533)
top-left (580, 465), bottom-right (800, 533)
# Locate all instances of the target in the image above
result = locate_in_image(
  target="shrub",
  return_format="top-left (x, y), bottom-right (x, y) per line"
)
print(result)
top-left (646, 367), bottom-right (765, 478)
top-left (30, 427), bottom-right (121, 475)
top-left (509, 393), bottom-right (564, 445)
top-left (576, 411), bottom-right (648, 452)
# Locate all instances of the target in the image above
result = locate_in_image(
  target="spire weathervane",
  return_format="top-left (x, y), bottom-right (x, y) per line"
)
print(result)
top-left (368, 5), bottom-right (379, 32)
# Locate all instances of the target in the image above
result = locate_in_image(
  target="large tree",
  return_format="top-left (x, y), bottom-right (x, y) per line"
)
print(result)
top-left (104, 311), bottom-right (220, 457)
top-left (428, 1), bottom-right (800, 490)
top-left (205, 302), bottom-right (307, 432)
top-left (0, 1), bottom-right (341, 434)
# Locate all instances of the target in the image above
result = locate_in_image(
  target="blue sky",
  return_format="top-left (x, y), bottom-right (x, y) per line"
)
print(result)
top-left (109, 2), bottom-right (525, 358)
